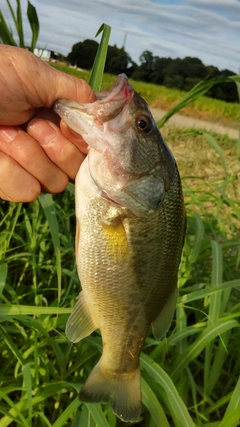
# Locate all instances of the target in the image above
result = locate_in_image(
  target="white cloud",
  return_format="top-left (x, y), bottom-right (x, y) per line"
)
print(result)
top-left (1, 0), bottom-right (239, 72)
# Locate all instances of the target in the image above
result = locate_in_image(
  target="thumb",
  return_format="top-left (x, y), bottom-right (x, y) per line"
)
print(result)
top-left (47, 66), bottom-right (96, 106)
top-left (48, 68), bottom-right (96, 145)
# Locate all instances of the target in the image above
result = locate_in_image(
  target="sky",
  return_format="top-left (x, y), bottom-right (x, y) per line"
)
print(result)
top-left (1, 0), bottom-right (240, 73)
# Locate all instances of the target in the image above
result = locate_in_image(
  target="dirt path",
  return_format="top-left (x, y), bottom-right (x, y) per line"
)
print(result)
top-left (150, 107), bottom-right (239, 140)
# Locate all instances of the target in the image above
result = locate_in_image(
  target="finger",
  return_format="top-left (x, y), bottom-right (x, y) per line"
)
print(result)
top-left (0, 125), bottom-right (68, 194)
top-left (31, 107), bottom-right (61, 126)
top-left (60, 121), bottom-right (89, 155)
top-left (0, 46), bottom-right (96, 125)
top-left (27, 118), bottom-right (87, 180)
top-left (0, 152), bottom-right (41, 202)
top-left (54, 72), bottom-right (96, 105)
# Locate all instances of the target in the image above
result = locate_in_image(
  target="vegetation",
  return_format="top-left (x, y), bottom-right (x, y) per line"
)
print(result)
top-left (1, 10), bottom-right (240, 427)
top-left (0, 0), bottom-right (39, 52)
top-left (131, 51), bottom-right (238, 104)
top-left (0, 126), bottom-right (240, 427)
top-left (67, 39), bottom-right (134, 78)
top-left (66, 40), bottom-right (238, 104)
top-left (1, 0), bottom-right (238, 103)
top-left (51, 65), bottom-right (240, 128)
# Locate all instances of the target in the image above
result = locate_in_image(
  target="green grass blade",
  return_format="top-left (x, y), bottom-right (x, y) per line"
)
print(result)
top-left (16, 0), bottom-right (25, 47)
top-left (175, 304), bottom-right (188, 355)
top-left (6, 0), bottom-right (18, 30)
top-left (141, 353), bottom-right (195, 427)
top-left (220, 376), bottom-right (240, 427)
top-left (0, 263), bottom-right (8, 297)
top-left (0, 391), bottom-right (29, 427)
top-left (218, 407), bottom-right (240, 427)
top-left (38, 194), bottom-right (62, 302)
top-left (191, 212), bottom-right (205, 264)
top-left (1, 203), bottom-right (22, 260)
top-left (89, 23), bottom-right (111, 91)
top-left (84, 403), bottom-right (111, 427)
top-left (66, 182), bottom-right (75, 195)
top-left (203, 133), bottom-right (227, 176)
top-left (141, 377), bottom-right (170, 426)
top-left (22, 363), bottom-right (32, 422)
top-left (204, 241), bottom-right (224, 396)
top-left (52, 398), bottom-right (81, 427)
top-left (32, 412), bottom-right (52, 426)
top-left (27, 0), bottom-right (40, 52)
top-left (0, 11), bottom-right (17, 45)
top-left (0, 304), bottom-right (71, 315)
top-left (171, 320), bottom-right (239, 382)
top-left (0, 324), bottom-right (25, 365)
top-left (208, 240), bottom-right (223, 323)
top-left (157, 75), bottom-right (238, 128)
top-left (0, 382), bottom-right (77, 427)
top-left (179, 278), bottom-right (240, 304)
top-left (77, 405), bottom-right (95, 427)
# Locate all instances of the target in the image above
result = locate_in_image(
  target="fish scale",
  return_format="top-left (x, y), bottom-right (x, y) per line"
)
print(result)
top-left (54, 74), bottom-right (186, 423)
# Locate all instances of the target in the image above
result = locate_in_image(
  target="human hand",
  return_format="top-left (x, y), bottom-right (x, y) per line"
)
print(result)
top-left (0, 44), bottom-right (96, 202)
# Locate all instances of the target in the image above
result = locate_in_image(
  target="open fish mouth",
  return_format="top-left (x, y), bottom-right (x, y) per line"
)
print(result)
top-left (53, 74), bottom-right (134, 132)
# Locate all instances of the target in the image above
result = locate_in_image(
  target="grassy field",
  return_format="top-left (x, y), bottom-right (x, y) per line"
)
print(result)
top-left (0, 67), bottom-right (240, 426)
top-left (52, 64), bottom-right (240, 128)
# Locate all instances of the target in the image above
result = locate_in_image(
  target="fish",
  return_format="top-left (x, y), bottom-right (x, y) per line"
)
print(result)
top-left (53, 74), bottom-right (186, 423)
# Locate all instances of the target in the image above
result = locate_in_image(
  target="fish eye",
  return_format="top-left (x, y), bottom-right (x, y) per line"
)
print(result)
top-left (136, 115), bottom-right (152, 133)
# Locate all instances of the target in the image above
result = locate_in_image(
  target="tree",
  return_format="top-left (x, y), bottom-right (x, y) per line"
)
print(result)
top-left (105, 45), bottom-right (131, 75)
top-left (206, 68), bottom-right (238, 102)
top-left (151, 57), bottom-right (172, 85)
top-left (67, 39), bottom-right (99, 69)
top-left (67, 41), bottom-right (135, 76)
top-left (131, 50), bottom-right (156, 82)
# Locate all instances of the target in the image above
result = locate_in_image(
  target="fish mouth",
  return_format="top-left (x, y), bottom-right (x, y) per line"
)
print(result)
top-left (53, 74), bottom-right (134, 135)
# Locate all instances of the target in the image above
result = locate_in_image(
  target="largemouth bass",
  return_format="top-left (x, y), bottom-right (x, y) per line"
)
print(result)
top-left (54, 74), bottom-right (186, 423)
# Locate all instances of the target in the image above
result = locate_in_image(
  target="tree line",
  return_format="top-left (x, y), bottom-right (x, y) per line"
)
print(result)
top-left (67, 39), bottom-right (238, 103)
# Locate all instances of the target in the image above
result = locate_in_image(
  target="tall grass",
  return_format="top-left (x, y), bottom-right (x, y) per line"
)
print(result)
top-left (0, 24), bottom-right (240, 427)
top-left (0, 0), bottom-right (39, 52)
top-left (1, 139), bottom-right (240, 427)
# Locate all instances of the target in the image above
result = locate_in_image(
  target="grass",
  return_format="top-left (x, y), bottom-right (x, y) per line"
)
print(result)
top-left (51, 64), bottom-right (240, 128)
top-left (1, 30), bottom-right (240, 426)
top-left (0, 126), bottom-right (240, 426)
top-left (0, 128), bottom-right (240, 427)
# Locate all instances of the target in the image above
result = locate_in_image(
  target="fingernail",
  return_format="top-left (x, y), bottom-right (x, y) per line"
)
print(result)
top-left (28, 119), bottom-right (56, 145)
top-left (0, 127), bottom-right (18, 143)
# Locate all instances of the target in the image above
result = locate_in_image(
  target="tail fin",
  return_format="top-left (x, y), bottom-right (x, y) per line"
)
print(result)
top-left (79, 360), bottom-right (141, 422)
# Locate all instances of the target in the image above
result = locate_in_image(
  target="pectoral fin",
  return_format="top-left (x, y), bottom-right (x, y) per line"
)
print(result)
top-left (66, 292), bottom-right (97, 343)
top-left (151, 289), bottom-right (177, 341)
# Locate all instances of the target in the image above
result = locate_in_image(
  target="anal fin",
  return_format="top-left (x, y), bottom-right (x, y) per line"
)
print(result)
top-left (66, 291), bottom-right (97, 343)
top-left (151, 288), bottom-right (177, 341)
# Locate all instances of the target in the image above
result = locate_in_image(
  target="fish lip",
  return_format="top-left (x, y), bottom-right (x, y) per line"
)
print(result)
top-left (53, 74), bottom-right (134, 130)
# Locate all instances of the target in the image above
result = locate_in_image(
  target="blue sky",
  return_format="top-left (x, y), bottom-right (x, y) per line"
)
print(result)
top-left (1, 0), bottom-right (240, 73)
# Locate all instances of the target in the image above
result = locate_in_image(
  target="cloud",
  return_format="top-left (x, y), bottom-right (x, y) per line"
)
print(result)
top-left (1, 0), bottom-right (239, 73)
